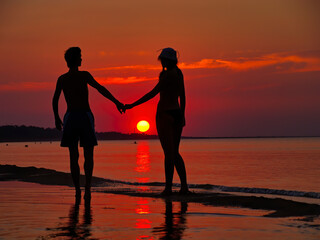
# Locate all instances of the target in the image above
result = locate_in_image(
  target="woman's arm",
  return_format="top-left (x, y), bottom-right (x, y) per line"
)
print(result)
top-left (126, 82), bottom-right (161, 109)
top-left (126, 71), bottom-right (167, 109)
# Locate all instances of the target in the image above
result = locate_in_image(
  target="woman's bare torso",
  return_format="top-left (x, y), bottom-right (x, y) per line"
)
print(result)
top-left (157, 67), bottom-right (183, 112)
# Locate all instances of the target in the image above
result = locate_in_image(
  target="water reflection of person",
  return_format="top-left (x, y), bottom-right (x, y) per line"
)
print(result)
top-left (153, 200), bottom-right (188, 240)
top-left (124, 48), bottom-right (189, 195)
top-left (46, 198), bottom-right (93, 239)
top-left (67, 198), bottom-right (93, 238)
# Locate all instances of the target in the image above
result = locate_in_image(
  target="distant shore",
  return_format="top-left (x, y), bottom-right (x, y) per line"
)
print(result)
top-left (0, 125), bottom-right (319, 142)
top-left (0, 125), bottom-right (158, 142)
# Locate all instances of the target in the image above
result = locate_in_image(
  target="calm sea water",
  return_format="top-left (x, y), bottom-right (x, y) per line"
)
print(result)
top-left (1, 137), bottom-right (319, 193)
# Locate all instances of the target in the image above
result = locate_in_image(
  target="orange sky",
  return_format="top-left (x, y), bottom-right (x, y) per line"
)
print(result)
top-left (0, 0), bottom-right (320, 137)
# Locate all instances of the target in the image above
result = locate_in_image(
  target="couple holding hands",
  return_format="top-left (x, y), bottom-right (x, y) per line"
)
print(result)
top-left (52, 47), bottom-right (189, 200)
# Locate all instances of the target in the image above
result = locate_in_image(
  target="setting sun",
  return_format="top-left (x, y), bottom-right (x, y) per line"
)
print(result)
top-left (137, 120), bottom-right (150, 133)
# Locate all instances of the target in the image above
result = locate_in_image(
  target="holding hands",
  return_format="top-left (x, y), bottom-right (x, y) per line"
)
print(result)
top-left (123, 104), bottom-right (134, 111)
top-left (115, 101), bottom-right (125, 114)
top-left (115, 101), bottom-right (135, 114)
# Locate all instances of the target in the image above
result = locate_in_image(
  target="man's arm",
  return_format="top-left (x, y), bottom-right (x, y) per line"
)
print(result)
top-left (86, 72), bottom-right (123, 112)
top-left (52, 77), bottom-right (63, 130)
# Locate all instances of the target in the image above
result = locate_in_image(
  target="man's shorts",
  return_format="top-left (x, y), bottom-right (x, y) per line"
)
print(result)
top-left (61, 111), bottom-right (98, 147)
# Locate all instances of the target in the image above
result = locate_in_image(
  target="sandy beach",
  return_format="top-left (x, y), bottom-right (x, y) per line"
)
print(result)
top-left (0, 165), bottom-right (320, 239)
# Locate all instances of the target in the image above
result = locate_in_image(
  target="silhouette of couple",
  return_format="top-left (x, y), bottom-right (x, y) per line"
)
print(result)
top-left (52, 47), bottom-right (189, 200)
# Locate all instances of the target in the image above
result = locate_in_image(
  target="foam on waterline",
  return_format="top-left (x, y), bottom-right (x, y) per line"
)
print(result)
top-left (1, 164), bottom-right (319, 199)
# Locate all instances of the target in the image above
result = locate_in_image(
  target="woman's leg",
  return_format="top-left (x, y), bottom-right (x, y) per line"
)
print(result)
top-left (69, 145), bottom-right (81, 197)
top-left (157, 113), bottom-right (175, 194)
top-left (161, 134), bottom-right (175, 193)
top-left (173, 126), bottom-right (189, 192)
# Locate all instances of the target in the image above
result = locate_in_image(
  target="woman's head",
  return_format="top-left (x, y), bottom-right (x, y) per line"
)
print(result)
top-left (64, 47), bottom-right (82, 68)
top-left (158, 48), bottom-right (178, 69)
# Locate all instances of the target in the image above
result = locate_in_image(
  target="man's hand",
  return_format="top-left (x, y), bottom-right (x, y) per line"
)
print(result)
top-left (116, 102), bottom-right (125, 114)
top-left (55, 117), bottom-right (63, 131)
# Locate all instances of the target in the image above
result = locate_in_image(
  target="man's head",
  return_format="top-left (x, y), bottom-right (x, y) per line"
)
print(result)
top-left (64, 47), bottom-right (82, 68)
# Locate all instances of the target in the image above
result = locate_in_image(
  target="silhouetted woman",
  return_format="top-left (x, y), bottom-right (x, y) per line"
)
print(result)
top-left (125, 48), bottom-right (189, 195)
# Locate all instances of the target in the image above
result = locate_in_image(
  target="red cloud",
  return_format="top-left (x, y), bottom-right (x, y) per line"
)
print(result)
top-left (91, 65), bottom-right (161, 71)
top-left (91, 52), bottom-right (320, 73)
top-left (1, 52), bottom-right (319, 91)
top-left (95, 76), bottom-right (157, 85)
top-left (214, 54), bottom-right (320, 72)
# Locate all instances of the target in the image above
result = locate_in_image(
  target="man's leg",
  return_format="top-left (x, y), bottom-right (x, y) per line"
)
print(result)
top-left (83, 146), bottom-right (94, 199)
top-left (69, 145), bottom-right (81, 197)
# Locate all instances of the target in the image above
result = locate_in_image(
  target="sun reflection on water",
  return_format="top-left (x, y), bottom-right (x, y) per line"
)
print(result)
top-left (135, 142), bottom-right (151, 174)
top-left (135, 141), bottom-right (151, 188)
top-left (135, 141), bottom-right (153, 239)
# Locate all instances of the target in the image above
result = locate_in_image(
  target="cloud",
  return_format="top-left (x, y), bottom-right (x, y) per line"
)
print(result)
top-left (1, 51), bottom-right (319, 91)
top-left (0, 81), bottom-right (54, 91)
top-left (180, 53), bottom-right (320, 72)
top-left (0, 76), bottom-right (158, 91)
top-left (95, 76), bottom-right (157, 84)
top-left (91, 65), bottom-right (161, 71)
top-left (214, 54), bottom-right (320, 72)
top-left (91, 52), bottom-right (320, 73)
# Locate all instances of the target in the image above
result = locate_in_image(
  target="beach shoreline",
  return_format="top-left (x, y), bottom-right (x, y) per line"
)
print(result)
top-left (1, 180), bottom-right (320, 240)
top-left (1, 164), bottom-right (320, 219)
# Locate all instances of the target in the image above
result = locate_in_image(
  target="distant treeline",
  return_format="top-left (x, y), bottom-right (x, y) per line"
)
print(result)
top-left (0, 125), bottom-right (158, 142)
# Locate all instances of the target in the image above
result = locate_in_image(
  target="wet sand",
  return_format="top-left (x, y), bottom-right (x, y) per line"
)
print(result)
top-left (0, 165), bottom-right (320, 239)
top-left (1, 164), bottom-right (320, 218)
top-left (0, 181), bottom-right (320, 240)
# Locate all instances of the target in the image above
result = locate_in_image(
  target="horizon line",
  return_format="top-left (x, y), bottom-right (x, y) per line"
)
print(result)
top-left (0, 125), bottom-right (319, 140)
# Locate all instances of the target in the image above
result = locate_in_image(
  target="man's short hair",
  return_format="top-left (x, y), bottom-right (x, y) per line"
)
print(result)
top-left (64, 47), bottom-right (81, 68)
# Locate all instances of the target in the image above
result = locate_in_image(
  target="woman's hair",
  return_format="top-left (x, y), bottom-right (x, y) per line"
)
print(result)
top-left (158, 48), bottom-right (178, 67)
top-left (158, 56), bottom-right (178, 66)
top-left (64, 47), bottom-right (81, 68)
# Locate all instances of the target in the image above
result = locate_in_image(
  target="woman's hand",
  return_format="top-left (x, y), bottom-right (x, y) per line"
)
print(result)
top-left (124, 104), bottom-right (134, 111)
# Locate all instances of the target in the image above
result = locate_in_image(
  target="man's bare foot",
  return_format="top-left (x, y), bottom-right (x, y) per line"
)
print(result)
top-left (160, 188), bottom-right (173, 196)
top-left (178, 189), bottom-right (193, 195)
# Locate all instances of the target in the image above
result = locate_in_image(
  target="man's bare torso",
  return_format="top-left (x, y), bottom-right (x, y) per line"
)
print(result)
top-left (59, 71), bottom-right (91, 112)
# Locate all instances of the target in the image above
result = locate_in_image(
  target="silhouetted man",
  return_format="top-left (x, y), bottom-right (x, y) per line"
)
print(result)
top-left (52, 47), bottom-right (123, 200)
